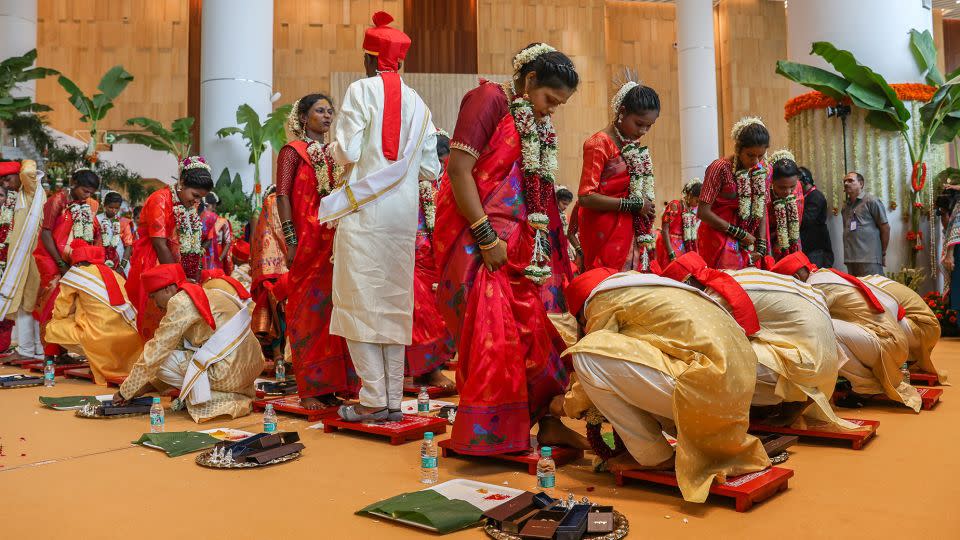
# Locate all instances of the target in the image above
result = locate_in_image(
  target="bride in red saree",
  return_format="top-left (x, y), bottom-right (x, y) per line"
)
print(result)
top-left (434, 43), bottom-right (587, 456)
top-left (577, 82), bottom-right (661, 273)
top-left (697, 117), bottom-right (771, 270)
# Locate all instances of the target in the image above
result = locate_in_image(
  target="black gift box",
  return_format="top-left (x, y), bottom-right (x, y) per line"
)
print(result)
top-left (556, 504), bottom-right (591, 540)
top-left (519, 510), bottom-right (568, 539)
top-left (483, 492), bottom-right (535, 528)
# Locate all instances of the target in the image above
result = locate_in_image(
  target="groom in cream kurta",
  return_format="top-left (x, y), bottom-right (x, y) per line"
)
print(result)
top-left (326, 11), bottom-right (440, 421)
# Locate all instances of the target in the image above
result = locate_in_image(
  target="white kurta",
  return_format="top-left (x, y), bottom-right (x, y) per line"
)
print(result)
top-left (329, 75), bottom-right (440, 345)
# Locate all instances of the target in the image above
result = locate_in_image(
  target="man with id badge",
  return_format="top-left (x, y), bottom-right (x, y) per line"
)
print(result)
top-left (841, 172), bottom-right (889, 277)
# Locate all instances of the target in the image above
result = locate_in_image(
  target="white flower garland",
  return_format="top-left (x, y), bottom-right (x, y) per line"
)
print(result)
top-left (772, 194), bottom-right (800, 251)
top-left (682, 203), bottom-right (699, 244)
top-left (610, 81), bottom-right (639, 116)
top-left (101, 217), bottom-right (121, 249)
top-left (306, 140), bottom-right (342, 196)
top-left (736, 166), bottom-right (767, 221)
top-left (512, 43), bottom-right (556, 73)
top-left (0, 191), bottom-right (16, 228)
top-left (170, 187), bottom-right (203, 255)
top-left (69, 202), bottom-right (95, 242)
top-left (419, 179), bottom-right (436, 232)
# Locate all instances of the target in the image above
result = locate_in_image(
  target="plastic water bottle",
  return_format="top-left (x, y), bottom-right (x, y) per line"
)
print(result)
top-left (537, 446), bottom-right (556, 489)
top-left (417, 386), bottom-right (430, 416)
top-left (420, 432), bottom-right (438, 484)
top-left (275, 359), bottom-right (286, 381)
top-left (900, 363), bottom-right (911, 386)
top-left (263, 403), bottom-right (278, 433)
top-left (43, 360), bottom-right (55, 387)
top-left (149, 397), bottom-right (164, 433)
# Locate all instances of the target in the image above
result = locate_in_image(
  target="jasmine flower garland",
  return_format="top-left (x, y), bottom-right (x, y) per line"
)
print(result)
top-left (306, 140), bottom-right (342, 195)
top-left (617, 129), bottom-right (656, 271)
top-left (69, 202), bottom-right (95, 242)
top-left (419, 179), bottom-right (436, 232)
top-left (170, 187), bottom-right (203, 255)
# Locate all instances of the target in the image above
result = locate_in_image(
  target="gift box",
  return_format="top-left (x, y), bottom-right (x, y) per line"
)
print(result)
top-left (519, 510), bottom-right (568, 539)
top-left (555, 504), bottom-right (591, 540)
top-left (587, 505), bottom-right (614, 534)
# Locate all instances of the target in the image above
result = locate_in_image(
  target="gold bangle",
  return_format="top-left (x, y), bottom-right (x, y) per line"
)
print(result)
top-left (469, 215), bottom-right (489, 230)
top-left (479, 237), bottom-right (501, 251)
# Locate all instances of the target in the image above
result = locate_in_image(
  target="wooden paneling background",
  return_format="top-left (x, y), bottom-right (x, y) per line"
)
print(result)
top-left (716, 0), bottom-right (790, 157)
top-left (476, 0), bottom-right (608, 191)
top-left (402, 0), bottom-right (478, 74)
top-left (36, 0), bottom-right (189, 139)
top-left (605, 1), bottom-right (682, 203)
top-left (273, 0), bottom-right (403, 112)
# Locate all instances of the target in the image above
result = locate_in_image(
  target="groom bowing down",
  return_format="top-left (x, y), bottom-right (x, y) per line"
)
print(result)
top-left (319, 11), bottom-right (441, 422)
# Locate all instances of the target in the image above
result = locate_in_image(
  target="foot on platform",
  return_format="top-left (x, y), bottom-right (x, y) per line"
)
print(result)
top-left (414, 370), bottom-right (456, 393)
top-left (606, 452), bottom-right (675, 475)
top-left (537, 416), bottom-right (591, 451)
top-left (337, 404), bottom-right (388, 422)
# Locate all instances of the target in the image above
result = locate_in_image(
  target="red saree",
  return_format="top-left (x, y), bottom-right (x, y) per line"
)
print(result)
top-left (33, 192), bottom-right (101, 354)
top-left (655, 199), bottom-right (698, 268)
top-left (697, 158), bottom-right (769, 269)
top-left (576, 132), bottom-right (639, 272)
top-left (125, 188), bottom-right (189, 339)
top-left (200, 210), bottom-right (221, 270)
top-left (434, 81), bottom-right (570, 456)
top-left (278, 142), bottom-right (358, 399)
top-left (250, 192), bottom-right (287, 349)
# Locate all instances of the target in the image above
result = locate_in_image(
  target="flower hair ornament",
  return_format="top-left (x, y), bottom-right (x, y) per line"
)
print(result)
top-left (180, 156), bottom-right (211, 173)
top-left (767, 148), bottom-right (796, 165)
top-left (682, 177), bottom-right (702, 195)
top-left (611, 81), bottom-right (639, 117)
top-left (436, 128), bottom-right (450, 139)
top-left (512, 43), bottom-right (557, 74)
top-left (73, 167), bottom-right (93, 175)
top-left (287, 98), bottom-right (305, 140)
top-left (731, 116), bottom-right (766, 141)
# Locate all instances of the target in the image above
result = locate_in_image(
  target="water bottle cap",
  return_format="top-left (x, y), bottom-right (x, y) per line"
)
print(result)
top-left (152, 397), bottom-right (161, 404)
top-left (265, 404), bottom-right (274, 411)
top-left (424, 432), bottom-right (434, 440)
top-left (541, 446), bottom-right (552, 457)
top-left (45, 360), bottom-right (53, 365)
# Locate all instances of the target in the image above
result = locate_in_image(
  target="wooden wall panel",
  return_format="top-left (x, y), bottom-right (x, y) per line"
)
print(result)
top-left (943, 19), bottom-right (960, 74)
top-left (605, 1), bottom-right (682, 204)
top-left (476, 0), bottom-right (607, 191)
top-left (36, 0), bottom-right (190, 139)
top-left (273, 0), bottom-right (403, 111)
top-left (403, 0), bottom-right (478, 74)
top-left (716, 0), bottom-right (790, 157)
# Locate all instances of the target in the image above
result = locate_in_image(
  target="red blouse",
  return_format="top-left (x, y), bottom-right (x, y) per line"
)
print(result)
top-left (577, 132), bottom-right (622, 197)
top-left (275, 145), bottom-right (301, 197)
top-left (699, 158), bottom-right (736, 205)
top-left (450, 80), bottom-right (510, 159)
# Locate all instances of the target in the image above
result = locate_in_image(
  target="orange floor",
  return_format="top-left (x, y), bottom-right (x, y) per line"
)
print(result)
top-left (2, 340), bottom-right (959, 539)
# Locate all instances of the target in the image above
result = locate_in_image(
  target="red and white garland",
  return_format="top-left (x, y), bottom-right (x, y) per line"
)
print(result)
top-left (735, 164), bottom-right (768, 240)
top-left (772, 194), bottom-right (801, 253)
top-left (306, 140), bottom-right (342, 196)
top-left (0, 190), bottom-right (16, 272)
top-left (681, 203), bottom-right (699, 246)
top-left (510, 95), bottom-right (559, 284)
top-left (616, 128), bottom-right (656, 270)
top-left (69, 202), bottom-right (95, 242)
top-left (419, 179), bottom-right (436, 232)
top-left (170, 187), bottom-right (203, 255)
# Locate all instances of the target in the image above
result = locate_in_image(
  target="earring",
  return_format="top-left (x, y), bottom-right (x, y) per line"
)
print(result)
top-left (523, 93), bottom-right (530, 101)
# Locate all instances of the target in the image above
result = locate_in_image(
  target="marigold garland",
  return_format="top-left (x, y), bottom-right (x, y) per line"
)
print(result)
top-left (784, 83), bottom-right (936, 121)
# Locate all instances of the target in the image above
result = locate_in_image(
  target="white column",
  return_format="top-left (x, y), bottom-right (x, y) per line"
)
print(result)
top-left (0, 0), bottom-right (38, 100)
top-left (676, 0), bottom-right (719, 182)
top-left (200, 0), bottom-right (274, 192)
top-left (786, 0), bottom-right (933, 277)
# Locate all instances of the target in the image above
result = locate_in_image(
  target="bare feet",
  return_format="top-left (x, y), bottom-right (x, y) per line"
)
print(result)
top-left (606, 452), bottom-right (675, 474)
top-left (414, 369), bottom-right (455, 391)
top-left (537, 416), bottom-right (591, 451)
top-left (300, 394), bottom-right (342, 410)
top-left (300, 397), bottom-right (324, 410)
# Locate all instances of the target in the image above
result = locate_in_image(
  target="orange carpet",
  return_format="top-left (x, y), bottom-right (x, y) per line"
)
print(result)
top-left (1, 339), bottom-right (959, 539)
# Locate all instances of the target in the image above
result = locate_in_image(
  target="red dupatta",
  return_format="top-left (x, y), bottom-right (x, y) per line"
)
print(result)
top-left (125, 188), bottom-right (180, 339)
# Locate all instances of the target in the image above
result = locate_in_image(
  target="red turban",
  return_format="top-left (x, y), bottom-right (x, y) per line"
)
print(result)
top-left (141, 263), bottom-right (216, 329)
top-left (232, 239), bottom-right (250, 263)
top-left (770, 252), bottom-right (885, 313)
top-left (201, 268), bottom-right (251, 300)
top-left (362, 11), bottom-right (410, 161)
top-left (0, 161), bottom-right (21, 176)
top-left (663, 252), bottom-right (761, 336)
top-left (564, 267), bottom-right (617, 317)
top-left (70, 240), bottom-right (125, 306)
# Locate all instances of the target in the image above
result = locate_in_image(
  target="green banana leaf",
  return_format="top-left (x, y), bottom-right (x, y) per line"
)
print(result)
top-left (775, 61), bottom-right (848, 100)
top-left (910, 29), bottom-right (944, 87)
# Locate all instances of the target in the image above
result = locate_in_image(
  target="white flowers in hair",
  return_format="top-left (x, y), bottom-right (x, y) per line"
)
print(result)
top-left (287, 98), bottom-right (304, 139)
top-left (682, 177), bottom-right (702, 195)
top-left (512, 43), bottom-right (557, 73)
top-left (767, 148), bottom-right (796, 164)
top-left (731, 116), bottom-right (766, 141)
top-left (180, 156), bottom-right (211, 173)
top-left (611, 81), bottom-right (639, 115)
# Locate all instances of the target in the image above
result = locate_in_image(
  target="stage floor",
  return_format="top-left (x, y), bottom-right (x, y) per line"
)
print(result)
top-left (2, 340), bottom-right (959, 538)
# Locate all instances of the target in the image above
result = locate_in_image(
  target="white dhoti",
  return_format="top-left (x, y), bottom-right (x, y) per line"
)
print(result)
top-left (833, 319), bottom-right (886, 395)
top-left (572, 352), bottom-right (676, 466)
top-left (751, 364), bottom-right (784, 406)
top-left (15, 308), bottom-right (42, 358)
top-left (347, 339), bottom-right (405, 410)
top-left (157, 350), bottom-right (190, 389)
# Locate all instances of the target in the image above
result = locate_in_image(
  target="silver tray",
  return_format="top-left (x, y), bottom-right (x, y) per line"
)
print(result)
top-left (195, 448), bottom-right (301, 469)
top-left (484, 510), bottom-right (629, 540)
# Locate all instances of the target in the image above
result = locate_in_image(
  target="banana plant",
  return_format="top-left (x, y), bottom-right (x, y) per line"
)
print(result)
top-left (776, 29), bottom-right (960, 267)
top-left (216, 103), bottom-right (292, 210)
top-left (0, 49), bottom-right (59, 121)
top-left (113, 116), bottom-right (194, 161)
top-left (57, 65), bottom-right (134, 159)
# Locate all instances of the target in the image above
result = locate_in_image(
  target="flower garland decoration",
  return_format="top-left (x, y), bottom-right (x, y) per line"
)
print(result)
top-left (772, 194), bottom-right (801, 253)
top-left (419, 179), bottom-right (436, 232)
top-left (101, 217), bottom-right (121, 250)
top-left (0, 190), bottom-right (17, 272)
top-left (735, 165), bottom-right (767, 229)
top-left (509, 95), bottom-right (559, 284)
top-left (69, 202), bottom-right (95, 242)
top-left (783, 83), bottom-right (935, 121)
top-left (681, 205), bottom-right (699, 247)
top-left (170, 186), bottom-right (203, 283)
top-left (610, 81), bottom-right (639, 116)
top-left (306, 140), bottom-right (342, 195)
top-left (616, 130), bottom-right (656, 270)
top-left (512, 43), bottom-right (556, 73)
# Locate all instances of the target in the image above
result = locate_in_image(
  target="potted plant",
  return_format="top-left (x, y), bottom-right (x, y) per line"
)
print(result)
top-left (216, 103), bottom-right (291, 213)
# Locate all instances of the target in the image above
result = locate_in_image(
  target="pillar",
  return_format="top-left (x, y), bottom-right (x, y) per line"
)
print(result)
top-left (0, 0), bottom-right (38, 100)
top-left (200, 0), bottom-right (274, 192)
top-left (676, 0), bottom-right (720, 182)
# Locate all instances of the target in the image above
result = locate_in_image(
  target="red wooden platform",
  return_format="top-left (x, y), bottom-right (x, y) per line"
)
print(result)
top-left (615, 467), bottom-right (794, 512)
top-left (323, 414), bottom-right (448, 445)
top-left (917, 387), bottom-right (942, 410)
top-left (6, 356), bottom-right (43, 368)
top-left (104, 375), bottom-right (125, 387)
top-left (437, 438), bottom-right (584, 475)
top-left (30, 362), bottom-right (87, 376)
top-left (252, 395), bottom-right (340, 422)
top-left (402, 384), bottom-right (457, 398)
top-left (750, 418), bottom-right (879, 450)
top-left (63, 367), bottom-right (95, 382)
top-left (910, 372), bottom-right (940, 386)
